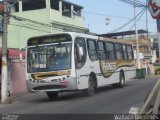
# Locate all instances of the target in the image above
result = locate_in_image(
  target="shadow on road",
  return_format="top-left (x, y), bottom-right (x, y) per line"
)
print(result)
top-left (25, 83), bottom-right (132, 103)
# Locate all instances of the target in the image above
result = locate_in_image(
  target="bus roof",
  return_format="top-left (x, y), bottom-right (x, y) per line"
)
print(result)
top-left (99, 36), bottom-right (133, 45)
top-left (27, 32), bottom-right (133, 45)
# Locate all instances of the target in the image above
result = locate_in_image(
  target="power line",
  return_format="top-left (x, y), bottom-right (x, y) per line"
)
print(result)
top-left (84, 10), bottom-right (131, 20)
top-left (84, 10), bottom-right (155, 23)
top-left (119, 0), bottom-right (146, 7)
top-left (10, 21), bottom-right (64, 32)
top-left (129, 7), bottom-right (146, 30)
top-left (10, 14), bottom-right (85, 32)
top-left (10, 20), bottom-right (51, 30)
top-left (10, 14), bottom-right (64, 31)
top-left (111, 7), bottom-right (146, 33)
top-left (9, 23), bottom-right (51, 33)
top-left (10, 14), bottom-right (52, 28)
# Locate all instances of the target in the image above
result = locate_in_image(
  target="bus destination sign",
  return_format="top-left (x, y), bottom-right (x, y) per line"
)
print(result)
top-left (27, 34), bottom-right (71, 46)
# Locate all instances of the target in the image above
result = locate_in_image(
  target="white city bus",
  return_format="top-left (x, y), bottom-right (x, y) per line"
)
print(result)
top-left (26, 32), bottom-right (135, 100)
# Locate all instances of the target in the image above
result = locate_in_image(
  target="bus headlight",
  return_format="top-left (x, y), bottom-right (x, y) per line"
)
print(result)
top-left (60, 80), bottom-right (69, 87)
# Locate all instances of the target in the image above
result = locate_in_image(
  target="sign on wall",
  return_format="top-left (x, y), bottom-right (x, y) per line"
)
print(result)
top-left (148, 0), bottom-right (160, 19)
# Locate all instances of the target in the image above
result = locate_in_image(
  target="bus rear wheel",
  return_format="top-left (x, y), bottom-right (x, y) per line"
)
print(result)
top-left (46, 92), bottom-right (58, 100)
top-left (118, 73), bottom-right (125, 88)
top-left (86, 77), bottom-right (96, 96)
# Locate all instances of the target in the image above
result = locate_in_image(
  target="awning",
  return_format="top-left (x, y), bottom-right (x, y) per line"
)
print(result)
top-left (0, 48), bottom-right (26, 59)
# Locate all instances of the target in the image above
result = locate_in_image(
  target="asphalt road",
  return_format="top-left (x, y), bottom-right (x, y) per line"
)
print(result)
top-left (0, 77), bottom-right (159, 114)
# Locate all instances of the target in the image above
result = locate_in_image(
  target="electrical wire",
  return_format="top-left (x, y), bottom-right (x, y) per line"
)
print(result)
top-left (111, 7), bottom-right (146, 33)
top-left (9, 15), bottom-right (64, 32)
top-left (84, 10), bottom-right (132, 20)
top-left (9, 19), bottom-right (52, 32)
top-left (10, 19), bottom-right (51, 31)
top-left (84, 10), bottom-right (154, 23)
top-left (10, 14), bottom-right (53, 28)
top-left (9, 23), bottom-right (51, 33)
top-left (10, 22), bottom-right (63, 33)
top-left (8, 1), bottom-right (152, 34)
top-left (119, 0), bottom-right (146, 7)
top-left (129, 7), bottom-right (146, 31)
top-left (10, 14), bottom-right (85, 32)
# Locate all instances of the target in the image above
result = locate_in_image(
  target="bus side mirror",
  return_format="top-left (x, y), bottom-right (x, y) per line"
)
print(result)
top-left (19, 47), bottom-right (26, 61)
top-left (20, 53), bottom-right (23, 61)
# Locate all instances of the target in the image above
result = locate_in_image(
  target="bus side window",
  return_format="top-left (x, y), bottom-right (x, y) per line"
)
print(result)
top-left (97, 41), bottom-right (106, 60)
top-left (115, 43), bottom-right (123, 60)
top-left (122, 45), bottom-right (128, 60)
top-left (87, 39), bottom-right (98, 61)
top-left (75, 37), bottom-right (87, 69)
top-left (126, 45), bottom-right (134, 59)
top-left (105, 42), bottom-right (116, 60)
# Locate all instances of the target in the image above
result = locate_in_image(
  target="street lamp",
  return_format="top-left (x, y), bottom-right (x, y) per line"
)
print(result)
top-left (106, 17), bottom-right (111, 33)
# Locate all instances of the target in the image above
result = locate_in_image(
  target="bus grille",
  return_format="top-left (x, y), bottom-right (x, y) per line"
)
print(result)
top-left (33, 85), bottom-right (67, 90)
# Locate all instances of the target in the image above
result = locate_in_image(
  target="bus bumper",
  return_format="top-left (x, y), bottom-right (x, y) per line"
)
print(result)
top-left (26, 77), bottom-right (77, 92)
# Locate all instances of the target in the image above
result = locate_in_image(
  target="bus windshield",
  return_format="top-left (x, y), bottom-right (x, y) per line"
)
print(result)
top-left (27, 43), bottom-right (72, 73)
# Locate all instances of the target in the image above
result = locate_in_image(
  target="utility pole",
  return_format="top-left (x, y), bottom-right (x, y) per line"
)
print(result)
top-left (1, 0), bottom-right (11, 104)
top-left (119, 0), bottom-right (145, 68)
top-left (145, 1), bottom-right (152, 63)
top-left (134, 1), bottom-right (141, 69)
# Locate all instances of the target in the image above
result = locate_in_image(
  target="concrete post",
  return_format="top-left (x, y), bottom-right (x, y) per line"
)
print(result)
top-left (71, 5), bottom-right (74, 18)
top-left (59, 0), bottom-right (62, 12)
top-left (134, 4), bottom-right (141, 69)
top-left (46, 0), bottom-right (51, 9)
top-left (19, 0), bottom-right (22, 12)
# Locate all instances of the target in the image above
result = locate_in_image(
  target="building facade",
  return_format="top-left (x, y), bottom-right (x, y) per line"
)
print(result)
top-left (130, 35), bottom-right (157, 64)
top-left (1, 0), bottom-right (85, 48)
top-left (149, 34), bottom-right (159, 58)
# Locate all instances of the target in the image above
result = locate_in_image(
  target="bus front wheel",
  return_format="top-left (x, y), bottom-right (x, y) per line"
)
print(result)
top-left (86, 77), bottom-right (96, 96)
top-left (119, 72), bottom-right (125, 88)
top-left (46, 92), bottom-right (58, 100)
